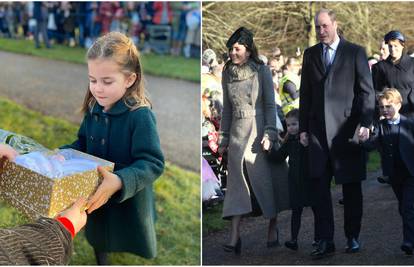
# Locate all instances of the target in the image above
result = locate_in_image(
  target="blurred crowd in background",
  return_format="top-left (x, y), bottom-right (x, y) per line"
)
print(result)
top-left (0, 1), bottom-right (200, 57)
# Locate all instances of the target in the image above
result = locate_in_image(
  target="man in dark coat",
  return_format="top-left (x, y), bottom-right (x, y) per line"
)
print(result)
top-left (299, 8), bottom-right (375, 259)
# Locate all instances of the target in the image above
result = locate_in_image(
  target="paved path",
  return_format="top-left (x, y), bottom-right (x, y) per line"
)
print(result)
top-left (203, 170), bottom-right (414, 265)
top-left (0, 51), bottom-right (199, 171)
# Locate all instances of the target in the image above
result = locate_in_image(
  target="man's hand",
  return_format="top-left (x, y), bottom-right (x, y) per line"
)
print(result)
top-left (299, 132), bottom-right (309, 147)
top-left (358, 126), bottom-right (370, 142)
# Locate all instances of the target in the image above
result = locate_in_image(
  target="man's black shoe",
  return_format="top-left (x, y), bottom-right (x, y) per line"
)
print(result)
top-left (338, 198), bottom-right (344, 205)
top-left (377, 176), bottom-right (390, 184)
top-left (401, 242), bottom-right (413, 256)
top-left (310, 240), bottom-right (335, 259)
top-left (345, 238), bottom-right (360, 253)
top-left (312, 239), bottom-right (320, 248)
top-left (285, 240), bottom-right (298, 251)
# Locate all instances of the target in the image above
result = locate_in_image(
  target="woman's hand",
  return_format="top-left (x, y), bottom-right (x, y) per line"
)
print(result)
top-left (261, 137), bottom-right (272, 151)
top-left (87, 166), bottom-right (122, 214)
top-left (0, 144), bottom-right (18, 161)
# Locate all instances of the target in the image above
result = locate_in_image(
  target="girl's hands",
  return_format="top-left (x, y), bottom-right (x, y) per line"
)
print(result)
top-left (87, 166), bottom-right (122, 214)
top-left (0, 144), bottom-right (18, 161)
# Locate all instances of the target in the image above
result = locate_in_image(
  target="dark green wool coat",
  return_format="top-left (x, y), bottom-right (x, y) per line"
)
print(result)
top-left (269, 135), bottom-right (312, 209)
top-left (63, 99), bottom-right (164, 258)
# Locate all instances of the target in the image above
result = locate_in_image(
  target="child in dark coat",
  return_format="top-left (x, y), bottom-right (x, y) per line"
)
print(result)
top-left (268, 109), bottom-right (318, 250)
top-left (362, 88), bottom-right (414, 255)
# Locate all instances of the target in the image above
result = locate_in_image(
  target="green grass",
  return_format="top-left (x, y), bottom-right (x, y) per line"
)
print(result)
top-left (367, 151), bottom-right (381, 172)
top-left (0, 37), bottom-right (200, 82)
top-left (202, 202), bottom-right (228, 236)
top-left (0, 97), bottom-right (200, 265)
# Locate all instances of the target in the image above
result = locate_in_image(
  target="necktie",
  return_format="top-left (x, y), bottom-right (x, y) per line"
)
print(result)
top-left (324, 46), bottom-right (331, 72)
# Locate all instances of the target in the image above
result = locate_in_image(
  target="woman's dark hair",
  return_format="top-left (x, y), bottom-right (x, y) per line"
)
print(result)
top-left (224, 27), bottom-right (263, 69)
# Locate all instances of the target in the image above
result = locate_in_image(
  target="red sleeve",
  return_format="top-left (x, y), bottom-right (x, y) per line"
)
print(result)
top-left (56, 217), bottom-right (75, 239)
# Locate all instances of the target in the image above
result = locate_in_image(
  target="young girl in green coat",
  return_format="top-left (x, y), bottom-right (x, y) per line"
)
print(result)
top-left (63, 32), bottom-right (164, 264)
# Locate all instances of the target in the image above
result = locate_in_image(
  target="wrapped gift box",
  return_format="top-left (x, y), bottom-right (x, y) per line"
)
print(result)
top-left (0, 148), bottom-right (114, 220)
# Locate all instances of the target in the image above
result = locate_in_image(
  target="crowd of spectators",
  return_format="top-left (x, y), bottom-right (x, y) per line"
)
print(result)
top-left (0, 1), bottom-right (200, 57)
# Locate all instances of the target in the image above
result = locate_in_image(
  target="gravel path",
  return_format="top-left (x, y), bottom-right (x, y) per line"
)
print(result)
top-left (203, 170), bottom-right (414, 265)
top-left (0, 51), bottom-right (200, 171)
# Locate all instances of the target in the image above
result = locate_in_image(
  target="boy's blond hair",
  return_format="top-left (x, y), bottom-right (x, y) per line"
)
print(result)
top-left (377, 88), bottom-right (402, 104)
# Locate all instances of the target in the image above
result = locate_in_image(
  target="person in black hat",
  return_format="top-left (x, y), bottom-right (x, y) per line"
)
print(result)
top-left (372, 31), bottom-right (414, 118)
top-left (372, 31), bottom-right (414, 185)
top-left (218, 27), bottom-right (289, 255)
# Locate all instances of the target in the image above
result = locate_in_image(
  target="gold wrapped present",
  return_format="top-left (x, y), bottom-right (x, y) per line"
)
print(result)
top-left (0, 148), bottom-right (114, 220)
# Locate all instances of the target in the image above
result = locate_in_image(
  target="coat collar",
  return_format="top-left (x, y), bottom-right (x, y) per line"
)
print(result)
top-left (316, 37), bottom-right (345, 74)
top-left (91, 99), bottom-right (130, 116)
top-left (384, 54), bottom-right (412, 72)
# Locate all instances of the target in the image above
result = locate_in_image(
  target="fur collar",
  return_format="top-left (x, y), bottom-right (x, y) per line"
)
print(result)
top-left (226, 60), bottom-right (260, 82)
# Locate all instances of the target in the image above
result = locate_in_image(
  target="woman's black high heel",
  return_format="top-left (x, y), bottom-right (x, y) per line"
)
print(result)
top-left (223, 238), bottom-right (242, 255)
top-left (267, 228), bottom-right (280, 248)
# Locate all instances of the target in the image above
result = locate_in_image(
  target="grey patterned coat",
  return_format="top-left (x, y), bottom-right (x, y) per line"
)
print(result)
top-left (219, 60), bottom-right (290, 219)
top-left (0, 218), bottom-right (72, 265)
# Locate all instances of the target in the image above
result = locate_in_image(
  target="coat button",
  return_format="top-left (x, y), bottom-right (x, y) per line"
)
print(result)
top-left (94, 115), bottom-right (98, 122)
top-left (105, 118), bottom-right (109, 124)
top-left (101, 138), bottom-right (105, 145)
top-left (90, 136), bottom-right (94, 141)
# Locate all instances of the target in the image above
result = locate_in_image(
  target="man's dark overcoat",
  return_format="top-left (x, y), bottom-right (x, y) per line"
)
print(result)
top-left (299, 38), bottom-right (375, 184)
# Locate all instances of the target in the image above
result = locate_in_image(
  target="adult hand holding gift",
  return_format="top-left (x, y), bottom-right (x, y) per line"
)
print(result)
top-left (86, 166), bottom-right (122, 214)
top-left (0, 144), bottom-right (18, 161)
top-left (0, 142), bottom-right (89, 264)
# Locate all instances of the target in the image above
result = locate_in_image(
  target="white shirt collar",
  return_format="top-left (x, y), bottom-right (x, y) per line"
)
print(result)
top-left (324, 34), bottom-right (340, 51)
top-left (387, 115), bottom-right (401, 125)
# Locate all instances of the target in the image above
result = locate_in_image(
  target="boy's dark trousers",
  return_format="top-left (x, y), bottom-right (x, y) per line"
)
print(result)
top-left (390, 176), bottom-right (414, 246)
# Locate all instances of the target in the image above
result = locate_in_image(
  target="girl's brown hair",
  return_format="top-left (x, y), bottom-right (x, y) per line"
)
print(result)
top-left (81, 32), bottom-right (151, 113)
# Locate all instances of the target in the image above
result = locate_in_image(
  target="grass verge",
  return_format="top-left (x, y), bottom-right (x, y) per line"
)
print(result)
top-left (0, 97), bottom-right (200, 265)
top-left (0, 37), bottom-right (200, 82)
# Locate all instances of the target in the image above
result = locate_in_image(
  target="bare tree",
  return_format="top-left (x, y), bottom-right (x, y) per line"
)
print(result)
top-left (203, 2), bottom-right (414, 57)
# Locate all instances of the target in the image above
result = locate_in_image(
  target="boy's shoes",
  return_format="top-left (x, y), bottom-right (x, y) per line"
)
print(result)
top-left (345, 238), bottom-right (360, 253)
top-left (310, 240), bottom-right (335, 259)
top-left (338, 198), bottom-right (344, 205)
top-left (377, 176), bottom-right (390, 184)
top-left (285, 240), bottom-right (298, 251)
top-left (401, 242), bottom-right (413, 256)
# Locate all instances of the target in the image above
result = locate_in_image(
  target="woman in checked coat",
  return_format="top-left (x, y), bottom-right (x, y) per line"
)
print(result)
top-left (218, 27), bottom-right (289, 254)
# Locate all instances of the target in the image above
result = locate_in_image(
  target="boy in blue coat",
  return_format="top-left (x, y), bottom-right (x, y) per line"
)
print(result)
top-left (363, 88), bottom-right (414, 255)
